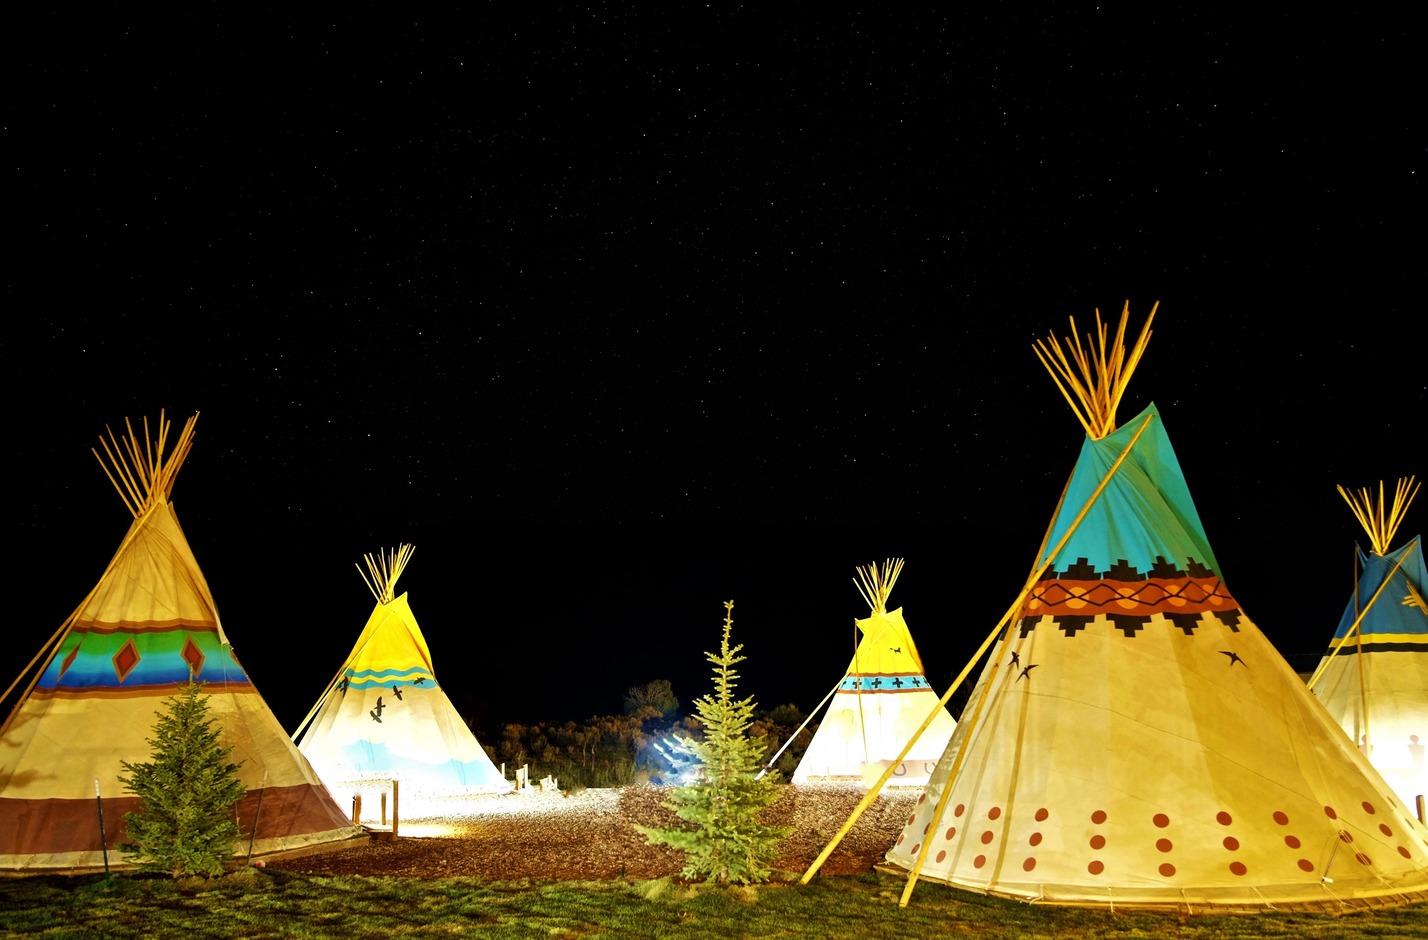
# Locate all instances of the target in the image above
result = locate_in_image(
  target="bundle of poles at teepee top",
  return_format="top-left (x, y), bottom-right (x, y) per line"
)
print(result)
top-left (359, 544), bottom-right (417, 607)
top-left (802, 301), bottom-right (1163, 893)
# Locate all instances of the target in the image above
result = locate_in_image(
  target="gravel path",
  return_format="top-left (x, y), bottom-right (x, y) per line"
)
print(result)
top-left (271, 784), bottom-right (921, 881)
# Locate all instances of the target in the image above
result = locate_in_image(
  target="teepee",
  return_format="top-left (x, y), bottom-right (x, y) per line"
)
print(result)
top-left (792, 560), bottom-right (957, 787)
top-left (813, 304), bottom-right (1428, 912)
top-left (1309, 477), bottom-right (1427, 811)
top-left (0, 413), bottom-right (361, 871)
top-left (295, 545), bottom-right (511, 796)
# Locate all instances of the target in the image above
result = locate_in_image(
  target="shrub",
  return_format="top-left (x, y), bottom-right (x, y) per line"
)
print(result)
top-left (118, 682), bottom-right (246, 877)
top-left (637, 601), bottom-right (790, 884)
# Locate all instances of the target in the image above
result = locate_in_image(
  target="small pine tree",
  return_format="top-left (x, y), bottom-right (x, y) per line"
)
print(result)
top-left (118, 681), bottom-right (247, 877)
top-left (637, 601), bottom-right (790, 884)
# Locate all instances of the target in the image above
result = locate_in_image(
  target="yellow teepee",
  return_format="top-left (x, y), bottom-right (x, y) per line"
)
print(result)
top-left (0, 413), bottom-right (361, 871)
top-left (296, 545), bottom-right (512, 795)
top-left (1310, 477), bottom-right (1427, 811)
top-left (810, 303), bottom-right (1428, 912)
top-left (793, 560), bottom-right (957, 787)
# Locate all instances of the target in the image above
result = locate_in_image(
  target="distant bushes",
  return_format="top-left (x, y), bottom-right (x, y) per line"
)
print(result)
top-left (479, 686), bottom-right (814, 790)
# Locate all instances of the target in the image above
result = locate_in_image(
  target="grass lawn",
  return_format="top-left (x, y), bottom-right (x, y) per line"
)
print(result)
top-left (4, 868), bottom-right (1428, 939)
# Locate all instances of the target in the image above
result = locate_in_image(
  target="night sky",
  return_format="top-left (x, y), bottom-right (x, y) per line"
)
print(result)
top-left (9, 9), bottom-right (1421, 739)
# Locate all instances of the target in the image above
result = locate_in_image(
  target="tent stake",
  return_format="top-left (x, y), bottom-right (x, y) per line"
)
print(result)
top-left (94, 779), bottom-right (110, 877)
top-left (245, 771), bottom-right (268, 865)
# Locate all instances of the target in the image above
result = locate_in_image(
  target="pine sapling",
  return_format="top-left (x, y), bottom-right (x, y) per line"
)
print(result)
top-left (637, 600), bottom-right (789, 884)
top-left (118, 681), bottom-right (247, 877)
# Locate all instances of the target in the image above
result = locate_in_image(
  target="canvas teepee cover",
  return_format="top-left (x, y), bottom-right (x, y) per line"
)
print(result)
top-left (0, 413), bottom-right (360, 871)
top-left (295, 545), bottom-right (511, 795)
top-left (793, 560), bottom-right (957, 786)
top-left (878, 306), bottom-right (1428, 911)
top-left (1310, 478), bottom-right (1428, 811)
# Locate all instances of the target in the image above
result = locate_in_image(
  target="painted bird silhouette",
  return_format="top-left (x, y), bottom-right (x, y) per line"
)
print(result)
top-left (1220, 651), bottom-right (1246, 667)
top-left (1017, 663), bottom-right (1038, 681)
top-left (393, 686), bottom-right (404, 700)
top-left (413, 677), bottom-right (427, 685)
top-left (370, 697), bottom-right (385, 722)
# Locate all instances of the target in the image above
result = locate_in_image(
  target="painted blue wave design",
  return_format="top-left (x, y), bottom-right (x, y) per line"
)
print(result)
top-left (330, 741), bottom-right (506, 790)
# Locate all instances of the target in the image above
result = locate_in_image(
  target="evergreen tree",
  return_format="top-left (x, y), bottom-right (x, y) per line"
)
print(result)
top-left (637, 601), bottom-right (790, 884)
top-left (118, 681), bottom-right (247, 877)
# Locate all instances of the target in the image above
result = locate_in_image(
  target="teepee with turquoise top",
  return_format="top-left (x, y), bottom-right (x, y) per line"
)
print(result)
top-left (809, 304), bottom-right (1428, 913)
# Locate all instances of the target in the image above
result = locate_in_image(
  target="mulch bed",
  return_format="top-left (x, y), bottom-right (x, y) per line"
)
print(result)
top-left (270, 784), bottom-right (921, 881)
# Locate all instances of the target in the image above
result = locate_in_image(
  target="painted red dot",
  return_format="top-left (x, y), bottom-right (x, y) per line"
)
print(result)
top-left (1273, 811), bottom-right (1289, 825)
top-left (1153, 813), bottom-right (1170, 828)
top-left (936, 850), bottom-right (946, 863)
top-left (918, 793), bottom-right (928, 804)
top-left (923, 823), bottom-right (931, 835)
top-left (1379, 823), bottom-right (1393, 837)
top-left (1090, 835), bottom-right (1106, 850)
top-left (1159, 863), bottom-right (1176, 877)
top-left (1399, 846), bottom-right (1413, 859)
top-left (980, 830), bottom-right (994, 844)
top-left (1156, 838), bottom-right (1173, 853)
top-left (1339, 830), bottom-right (1354, 843)
top-left (1216, 811), bottom-right (1233, 826)
top-left (1091, 810), bottom-right (1107, 824)
top-left (954, 804), bottom-right (965, 818)
top-left (1324, 806), bottom-right (1338, 820)
top-left (1298, 859), bottom-right (1315, 872)
top-left (988, 806), bottom-right (1002, 820)
top-left (973, 855), bottom-right (986, 869)
top-left (1029, 832), bottom-right (1043, 847)
top-left (1223, 836), bottom-right (1239, 851)
top-left (1088, 860), bottom-right (1104, 875)
top-left (1362, 801), bottom-right (1376, 815)
top-left (1229, 861), bottom-right (1247, 876)
top-left (906, 814), bottom-right (916, 826)
top-left (1035, 807), bottom-right (1049, 822)
top-left (1356, 853), bottom-right (1372, 865)
top-left (944, 827), bottom-right (957, 841)
top-left (1285, 835), bottom-right (1301, 849)
top-left (896, 833), bottom-right (905, 845)
top-left (1023, 857), bottom-right (1037, 872)
top-left (911, 843), bottom-right (921, 855)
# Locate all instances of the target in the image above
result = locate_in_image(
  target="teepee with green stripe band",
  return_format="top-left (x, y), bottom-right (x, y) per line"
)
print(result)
top-left (0, 412), bottom-right (361, 871)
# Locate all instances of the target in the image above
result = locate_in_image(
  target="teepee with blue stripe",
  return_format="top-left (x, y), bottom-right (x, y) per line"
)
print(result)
top-left (1310, 477), bottom-right (1427, 811)
top-left (792, 560), bottom-right (957, 787)
top-left (295, 545), bottom-right (511, 796)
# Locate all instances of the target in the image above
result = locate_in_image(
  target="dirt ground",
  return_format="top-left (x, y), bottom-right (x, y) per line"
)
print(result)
top-left (271, 784), bottom-right (921, 881)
